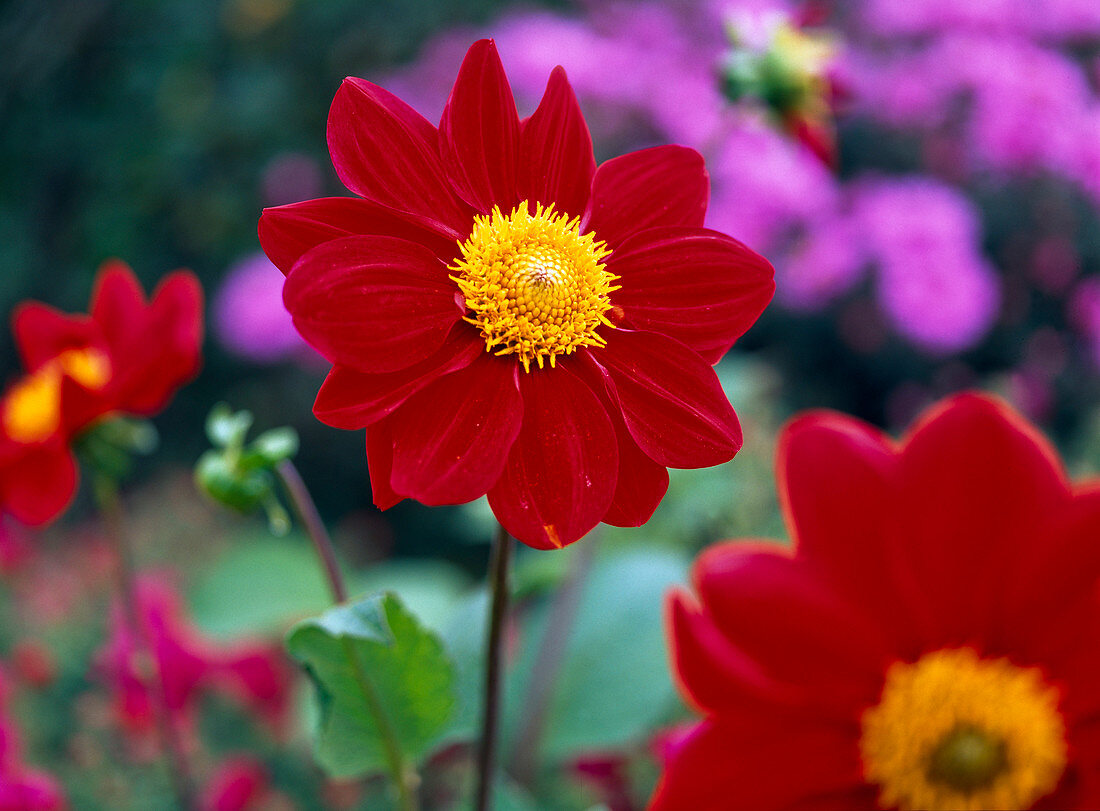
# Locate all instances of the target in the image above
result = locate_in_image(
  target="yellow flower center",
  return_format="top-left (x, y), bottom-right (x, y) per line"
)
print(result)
top-left (2, 348), bottom-right (111, 444)
top-left (450, 203), bottom-right (617, 372)
top-left (860, 648), bottom-right (1067, 811)
top-left (56, 347), bottom-right (112, 390)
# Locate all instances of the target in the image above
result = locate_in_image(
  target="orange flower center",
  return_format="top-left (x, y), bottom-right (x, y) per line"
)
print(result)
top-left (2, 348), bottom-right (111, 444)
top-left (859, 648), bottom-right (1066, 811)
top-left (450, 203), bottom-right (617, 372)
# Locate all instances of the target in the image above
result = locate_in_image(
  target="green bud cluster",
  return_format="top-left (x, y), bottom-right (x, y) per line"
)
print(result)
top-left (194, 403), bottom-right (299, 533)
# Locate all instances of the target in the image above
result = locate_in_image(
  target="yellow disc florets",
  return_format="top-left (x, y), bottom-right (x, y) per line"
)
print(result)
top-left (2, 348), bottom-right (111, 444)
top-left (451, 203), bottom-right (617, 372)
top-left (860, 648), bottom-right (1067, 811)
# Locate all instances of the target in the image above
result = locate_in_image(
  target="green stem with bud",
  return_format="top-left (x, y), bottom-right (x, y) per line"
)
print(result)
top-left (272, 460), bottom-right (418, 811)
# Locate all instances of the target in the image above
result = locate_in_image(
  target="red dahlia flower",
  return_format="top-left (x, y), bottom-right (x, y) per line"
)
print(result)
top-left (654, 393), bottom-right (1100, 811)
top-left (259, 39), bottom-right (774, 549)
top-left (0, 261), bottom-right (203, 525)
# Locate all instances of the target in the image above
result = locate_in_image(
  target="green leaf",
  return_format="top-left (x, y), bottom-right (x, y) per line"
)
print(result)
top-left (285, 593), bottom-right (456, 779)
top-left (205, 403), bottom-right (253, 449)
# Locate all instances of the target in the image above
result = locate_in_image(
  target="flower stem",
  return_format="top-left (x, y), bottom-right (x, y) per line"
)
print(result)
top-left (273, 460), bottom-right (417, 810)
top-left (508, 534), bottom-right (598, 787)
top-left (475, 522), bottom-right (513, 811)
top-left (274, 460), bottom-right (347, 603)
top-left (93, 476), bottom-right (197, 811)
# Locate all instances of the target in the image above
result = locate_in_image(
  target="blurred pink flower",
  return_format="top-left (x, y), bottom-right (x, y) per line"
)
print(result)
top-left (707, 119), bottom-right (840, 250)
top-left (96, 575), bottom-right (292, 741)
top-left (200, 756), bottom-right (270, 811)
top-left (1069, 278), bottom-right (1100, 370)
top-left (213, 253), bottom-right (307, 364)
top-left (854, 178), bottom-right (1001, 352)
top-left (777, 215), bottom-right (867, 310)
top-left (851, 33), bottom-right (1100, 199)
top-left (861, 0), bottom-right (1100, 40)
top-left (0, 668), bottom-right (66, 811)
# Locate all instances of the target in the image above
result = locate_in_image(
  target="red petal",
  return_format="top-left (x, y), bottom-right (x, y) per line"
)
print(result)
top-left (109, 270), bottom-right (204, 415)
top-left (668, 591), bottom-right (796, 716)
top-left (11, 302), bottom-right (97, 371)
top-left (438, 39), bottom-right (521, 213)
top-left (609, 227), bottom-right (774, 363)
top-left (283, 235), bottom-right (462, 373)
top-left (389, 355), bottom-right (522, 506)
top-left (778, 412), bottom-right (928, 656)
top-left (1, 443), bottom-right (77, 527)
top-left (602, 425), bottom-right (668, 528)
top-left (314, 329), bottom-right (483, 430)
top-left (1008, 487), bottom-right (1100, 659)
top-left (574, 353), bottom-right (667, 527)
top-left (365, 419), bottom-right (403, 510)
top-left (896, 393), bottom-right (1070, 646)
top-left (650, 718), bottom-right (864, 811)
top-left (692, 544), bottom-right (889, 713)
top-left (258, 197), bottom-right (461, 275)
top-left (594, 330), bottom-right (741, 468)
top-left (584, 145), bottom-right (708, 250)
top-left (488, 363), bottom-right (617, 549)
top-left (327, 78), bottom-right (470, 234)
top-left (517, 66), bottom-right (595, 219)
top-left (90, 260), bottom-right (147, 340)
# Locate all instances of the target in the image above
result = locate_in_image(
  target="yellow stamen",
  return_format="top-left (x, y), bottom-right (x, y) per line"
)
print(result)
top-left (450, 203), bottom-right (617, 372)
top-left (860, 648), bottom-right (1066, 811)
top-left (57, 347), bottom-right (112, 390)
top-left (2, 347), bottom-right (112, 445)
top-left (3, 367), bottom-right (63, 444)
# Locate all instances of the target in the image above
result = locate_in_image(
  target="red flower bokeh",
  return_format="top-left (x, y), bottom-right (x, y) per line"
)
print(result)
top-left (0, 260), bottom-right (203, 526)
top-left (200, 756), bottom-right (271, 811)
top-left (654, 394), bottom-right (1100, 810)
top-left (96, 575), bottom-right (292, 743)
top-left (0, 667), bottom-right (66, 811)
top-left (259, 38), bottom-right (774, 549)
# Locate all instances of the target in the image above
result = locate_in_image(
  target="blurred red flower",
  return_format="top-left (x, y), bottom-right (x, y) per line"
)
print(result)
top-left (0, 667), bottom-right (66, 811)
top-left (200, 756), bottom-right (271, 811)
top-left (654, 394), bottom-right (1100, 810)
top-left (96, 576), bottom-right (291, 742)
top-left (259, 38), bottom-right (774, 549)
top-left (0, 261), bottom-right (203, 526)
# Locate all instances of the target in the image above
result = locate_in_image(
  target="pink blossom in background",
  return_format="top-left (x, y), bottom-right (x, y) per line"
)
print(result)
top-left (214, 253), bottom-right (308, 364)
top-left (860, 0), bottom-right (1100, 40)
top-left (1070, 278), bottom-right (1100, 371)
top-left (853, 178), bottom-right (1001, 352)
top-left (707, 118), bottom-right (840, 250)
top-left (0, 668), bottom-right (66, 811)
top-left (200, 756), bottom-right (270, 811)
top-left (849, 23), bottom-right (1100, 201)
top-left (96, 575), bottom-right (292, 743)
top-left (776, 214), bottom-right (866, 310)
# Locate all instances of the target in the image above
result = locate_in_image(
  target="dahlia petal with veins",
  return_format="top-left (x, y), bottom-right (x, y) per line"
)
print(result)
top-left (260, 38), bottom-right (774, 549)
